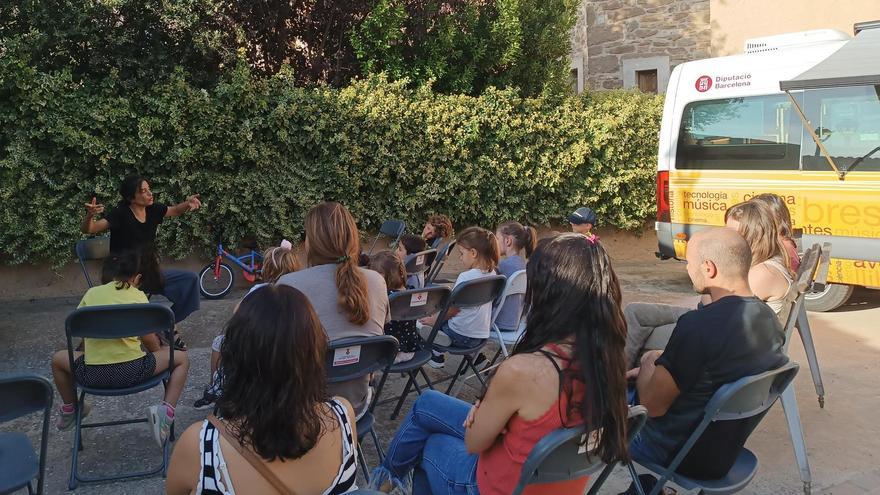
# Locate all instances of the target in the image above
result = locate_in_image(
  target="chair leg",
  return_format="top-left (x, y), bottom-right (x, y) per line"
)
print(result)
top-left (781, 385), bottom-right (812, 494)
top-left (390, 372), bottom-right (418, 420)
top-left (370, 371), bottom-right (390, 413)
top-left (586, 463), bottom-right (616, 495)
top-left (370, 428), bottom-right (385, 463)
top-left (796, 307), bottom-right (825, 407)
top-left (627, 462), bottom-right (647, 495)
top-left (467, 359), bottom-right (487, 388)
top-left (418, 368), bottom-right (435, 390)
top-left (69, 392), bottom-right (87, 490)
top-left (445, 358), bottom-right (469, 395)
top-left (358, 444), bottom-right (371, 482)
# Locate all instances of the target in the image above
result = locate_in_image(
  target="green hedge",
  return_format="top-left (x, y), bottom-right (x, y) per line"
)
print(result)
top-left (0, 63), bottom-right (663, 266)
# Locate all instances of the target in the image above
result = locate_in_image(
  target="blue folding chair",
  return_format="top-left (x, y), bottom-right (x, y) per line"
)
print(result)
top-left (75, 237), bottom-right (110, 288)
top-left (0, 374), bottom-right (53, 495)
top-left (368, 220), bottom-right (406, 255)
top-left (65, 303), bottom-right (176, 489)
top-left (513, 405), bottom-right (648, 495)
top-left (370, 286), bottom-right (451, 420)
top-left (325, 335), bottom-right (399, 482)
top-left (632, 362), bottom-right (800, 495)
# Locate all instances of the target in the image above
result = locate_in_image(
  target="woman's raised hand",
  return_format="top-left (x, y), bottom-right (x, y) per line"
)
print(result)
top-left (84, 197), bottom-right (105, 216)
top-left (186, 194), bottom-right (202, 211)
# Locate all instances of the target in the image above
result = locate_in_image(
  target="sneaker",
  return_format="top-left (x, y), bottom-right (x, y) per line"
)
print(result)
top-left (193, 388), bottom-right (218, 410)
top-left (56, 402), bottom-right (91, 431)
top-left (428, 353), bottom-right (445, 369)
top-left (148, 404), bottom-right (173, 447)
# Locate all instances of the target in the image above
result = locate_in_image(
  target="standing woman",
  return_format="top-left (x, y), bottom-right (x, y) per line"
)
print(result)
top-left (81, 174), bottom-right (202, 344)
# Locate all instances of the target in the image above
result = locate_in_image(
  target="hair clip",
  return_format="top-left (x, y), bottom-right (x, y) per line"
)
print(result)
top-left (336, 255), bottom-right (350, 264)
top-left (280, 239), bottom-right (292, 250)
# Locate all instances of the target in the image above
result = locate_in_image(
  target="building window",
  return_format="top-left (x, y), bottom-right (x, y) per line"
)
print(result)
top-left (637, 69), bottom-right (658, 93)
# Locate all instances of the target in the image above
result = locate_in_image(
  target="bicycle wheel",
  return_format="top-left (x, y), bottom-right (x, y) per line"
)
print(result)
top-left (199, 262), bottom-right (234, 299)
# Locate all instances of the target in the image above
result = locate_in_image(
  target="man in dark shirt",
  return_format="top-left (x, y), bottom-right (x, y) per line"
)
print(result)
top-left (629, 227), bottom-right (787, 480)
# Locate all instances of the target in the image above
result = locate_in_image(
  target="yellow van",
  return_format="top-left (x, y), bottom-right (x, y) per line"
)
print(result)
top-left (655, 23), bottom-right (880, 311)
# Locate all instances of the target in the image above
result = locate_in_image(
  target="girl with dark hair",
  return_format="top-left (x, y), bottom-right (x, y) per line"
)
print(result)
top-left (369, 233), bottom-right (631, 495)
top-left (419, 226), bottom-right (500, 369)
top-left (494, 221), bottom-right (538, 331)
top-left (167, 285), bottom-right (359, 495)
top-left (277, 202), bottom-right (389, 417)
top-left (81, 174), bottom-right (202, 340)
top-left (396, 233), bottom-right (428, 288)
top-left (50, 251), bottom-right (190, 447)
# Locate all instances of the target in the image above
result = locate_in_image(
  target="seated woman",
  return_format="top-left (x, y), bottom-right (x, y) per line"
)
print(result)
top-left (277, 202), bottom-right (389, 417)
top-left (749, 193), bottom-right (800, 274)
top-left (369, 233), bottom-right (630, 495)
top-left (421, 214), bottom-right (454, 249)
top-left (623, 199), bottom-right (793, 368)
top-left (166, 285), bottom-right (359, 495)
top-left (50, 251), bottom-right (189, 447)
top-left (494, 221), bottom-right (537, 331)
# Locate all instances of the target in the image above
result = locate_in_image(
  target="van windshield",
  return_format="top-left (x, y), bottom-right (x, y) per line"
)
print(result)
top-left (801, 85), bottom-right (880, 172)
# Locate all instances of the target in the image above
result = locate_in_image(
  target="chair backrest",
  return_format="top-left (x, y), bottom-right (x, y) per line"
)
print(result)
top-left (513, 406), bottom-right (649, 495)
top-left (424, 275), bottom-right (507, 345)
top-left (75, 237), bottom-right (110, 288)
top-left (389, 286), bottom-right (451, 321)
top-left (778, 244), bottom-right (823, 345)
top-left (426, 239), bottom-right (457, 283)
top-left (325, 336), bottom-right (399, 383)
top-left (0, 374), bottom-right (53, 424)
top-left (661, 362), bottom-right (799, 477)
top-left (368, 219), bottom-right (406, 254)
top-left (491, 269), bottom-right (528, 327)
top-left (404, 249), bottom-right (437, 275)
top-left (0, 374), bottom-right (53, 495)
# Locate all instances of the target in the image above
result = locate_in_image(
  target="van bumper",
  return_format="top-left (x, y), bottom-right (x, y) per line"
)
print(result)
top-left (655, 221), bottom-right (675, 260)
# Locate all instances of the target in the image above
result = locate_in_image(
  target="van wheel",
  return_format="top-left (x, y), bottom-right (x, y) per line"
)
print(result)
top-left (804, 283), bottom-right (853, 312)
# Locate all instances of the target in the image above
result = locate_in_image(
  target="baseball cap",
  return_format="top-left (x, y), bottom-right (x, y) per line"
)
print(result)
top-left (567, 207), bottom-right (597, 226)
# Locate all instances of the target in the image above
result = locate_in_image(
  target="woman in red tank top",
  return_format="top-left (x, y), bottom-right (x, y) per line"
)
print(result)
top-left (369, 233), bottom-right (631, 494)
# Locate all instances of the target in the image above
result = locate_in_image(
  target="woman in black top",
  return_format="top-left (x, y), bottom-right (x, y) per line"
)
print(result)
top-left (81, 175), bottom-right (202, 333)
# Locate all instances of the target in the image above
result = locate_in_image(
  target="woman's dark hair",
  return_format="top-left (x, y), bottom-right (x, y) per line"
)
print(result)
top-left (751, 193), bottom-right (794, 239)
top-left (498, 221), bottom-right (538, 258)
top-left (457, 226), bottom-right (500, 272)
top-left (399, 234), bottom-right (427, 255)
top-left (119, 174), bottom-right (146, 206)
top-left (369, 250), bottom-right (406, 290)
top-left (216, 285), bottom-right (330, 461)
top-left (514, 233), bottom-right (629, 464)
top-left (426, 214), bottom-right (453, 240)
top-left (100, 250), bottom-right (141, 289)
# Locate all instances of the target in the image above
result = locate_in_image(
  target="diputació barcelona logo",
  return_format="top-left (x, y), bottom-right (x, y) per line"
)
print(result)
top-left (695, 75), bottom-right (712, 92)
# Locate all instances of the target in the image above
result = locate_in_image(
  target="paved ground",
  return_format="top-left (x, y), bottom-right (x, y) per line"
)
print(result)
top-left (1, 231), bottom-right (879, 494)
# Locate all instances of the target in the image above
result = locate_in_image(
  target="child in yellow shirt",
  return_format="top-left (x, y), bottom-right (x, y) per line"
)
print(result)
top-left (50, 251), bottom-right (189, 447)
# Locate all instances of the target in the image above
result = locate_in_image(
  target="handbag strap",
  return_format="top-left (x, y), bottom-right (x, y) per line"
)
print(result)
top-left (207, 414), bottom-right (293, 495)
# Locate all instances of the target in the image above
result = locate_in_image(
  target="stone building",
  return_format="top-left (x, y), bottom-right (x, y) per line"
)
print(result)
top-left (570, 0), bottom-right (880, 94)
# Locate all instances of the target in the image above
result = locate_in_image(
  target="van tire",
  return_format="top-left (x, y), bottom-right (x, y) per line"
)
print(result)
top-left (804, 283), bottom-right (853, 312)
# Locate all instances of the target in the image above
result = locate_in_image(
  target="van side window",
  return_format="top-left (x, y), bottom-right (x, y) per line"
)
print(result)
top-left (801, 85), bottom-right (880, 172)
top-left (676, 95), bottom-right (801, 170)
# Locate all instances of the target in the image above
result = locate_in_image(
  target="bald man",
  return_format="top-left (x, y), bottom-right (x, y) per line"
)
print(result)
top-left (627, 228), bottom-right (788, 483)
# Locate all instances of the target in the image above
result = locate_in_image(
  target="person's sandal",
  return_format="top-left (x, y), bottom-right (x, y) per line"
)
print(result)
top-left (173, 331), bottom-right (187, 351)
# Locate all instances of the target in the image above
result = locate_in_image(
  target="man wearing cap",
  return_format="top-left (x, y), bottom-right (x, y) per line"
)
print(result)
top-left (568, 207), bottom-right (597, 236)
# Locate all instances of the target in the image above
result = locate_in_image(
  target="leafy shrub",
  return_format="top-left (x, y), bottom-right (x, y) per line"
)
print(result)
top-left (0, 61), bottom-right (663, 265)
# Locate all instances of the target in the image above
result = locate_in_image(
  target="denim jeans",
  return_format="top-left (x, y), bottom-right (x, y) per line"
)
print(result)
top-left (370, 390), bottom-right (480, 495)
top-left (421, 323), bottom-right (487, 349)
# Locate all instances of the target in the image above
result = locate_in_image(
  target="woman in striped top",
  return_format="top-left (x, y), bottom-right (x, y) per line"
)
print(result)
top-left (167, 285), bottom-right (358, 495)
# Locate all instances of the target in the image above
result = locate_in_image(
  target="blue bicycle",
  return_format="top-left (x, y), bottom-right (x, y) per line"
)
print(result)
top-left (198, 243), bottom-right (263, 299)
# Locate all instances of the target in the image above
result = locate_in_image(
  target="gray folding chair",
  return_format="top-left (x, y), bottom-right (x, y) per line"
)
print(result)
top-left (404, 249), bottom-right (436, 289)
top-left (0, 374), bottom-right (53, 495)
top-left (774, 243), bottom-right (829, 495)
top-left (370, 286), bottom-right (451, 419)
top-left (65, 303), bottom-right (176, 489)
top-left (425, 239), bottom-right (457, 285)
top-left (513, 405), bottom-right (648, 495)
top-left (486, 269), bottom-right (528, 368)
top-left (325, 335), bottom-right (398, 482)
top-left (75, 237), bottom-right (110, 288)
top-left (368, 219), bottom-right (406, 254)
top-left (632, 362), bottom-right (799, 495)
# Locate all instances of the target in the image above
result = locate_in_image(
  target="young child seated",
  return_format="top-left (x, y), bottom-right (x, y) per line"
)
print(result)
top-left (396, 233), bottom-right (428, 289)
top-left (50, 251), bottom-right (190, 447)
top-left (369, 251), bottom-right (425, 363)
top-left (495, 221), bottom-right (536, 331)
top-left (193, 240), bottom-right (299, 409)
top-left (418, 226), bottom-right (499, 369)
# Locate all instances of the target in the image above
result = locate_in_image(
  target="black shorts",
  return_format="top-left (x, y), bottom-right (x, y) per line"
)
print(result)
top-left (74, 353), bottom-right (158, 389)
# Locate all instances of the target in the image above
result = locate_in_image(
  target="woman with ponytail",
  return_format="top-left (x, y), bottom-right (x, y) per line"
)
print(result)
top-left (370, 233), bottom-right (630, 495)
top-left (278, 202), bottom-right (389, 416)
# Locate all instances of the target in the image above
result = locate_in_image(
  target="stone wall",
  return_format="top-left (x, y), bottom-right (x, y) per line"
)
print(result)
top-left (571, 0), bottom-right (711, 91)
